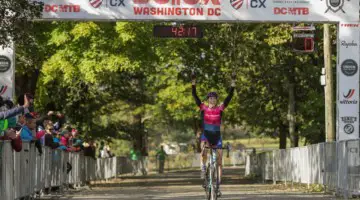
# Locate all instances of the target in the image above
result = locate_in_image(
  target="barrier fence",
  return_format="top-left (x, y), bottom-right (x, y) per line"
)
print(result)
top-left (245, 139), bottom-right (360, 198)
top-left (0, 141), bottom-right (128, 200)
top-left (0, 140), bottom-right (248, 200)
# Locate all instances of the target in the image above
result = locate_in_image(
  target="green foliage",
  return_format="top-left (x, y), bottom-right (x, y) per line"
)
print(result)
top-left (0, 0), bottom-right (43, 47)
top-left (15, 21), bottom-right (336, 149)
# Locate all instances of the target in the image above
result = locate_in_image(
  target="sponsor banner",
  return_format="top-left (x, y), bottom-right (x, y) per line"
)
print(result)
top-left (35, 0), bottom-right (358, 22)
top-left (0, 43), bottom-right (14, 100)
top-left (338, 22), bottom-right (359, 141)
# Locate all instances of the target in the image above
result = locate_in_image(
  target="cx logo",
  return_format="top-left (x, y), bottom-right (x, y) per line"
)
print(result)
top-left (250, 0), bottom-right (266, 8)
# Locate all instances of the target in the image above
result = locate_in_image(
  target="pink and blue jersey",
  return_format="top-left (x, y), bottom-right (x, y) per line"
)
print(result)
top-left (200, 103), bottom-right (224, 131)
top-left (192, 85), bottom-right (234, 147)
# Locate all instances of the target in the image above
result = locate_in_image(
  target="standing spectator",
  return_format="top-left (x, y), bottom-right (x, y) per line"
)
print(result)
top-left (59, 130), bottom-right (70, 151)
top-left (0, 94), bottom-right (30, 120)
top-left (99, 142), bottom-right (110, 158)
top-left (20, 113), bottom-right (37, 141)
top-left (106, 145), bottom-right (114, 157)
top-left (0, 128), bottom-right (22, 152)
top-left (130, 144), bottom-right (140, 175)
top-left (43, 121), bottom-right (59, 149)
top-left (84, 140), bottom-right (96, 160)
top-left (226, 142), bottom-right (231, 158)
top-left (70, 129), bottom-right (83, 152)
top-left (156, 145), bottom-right (167, 174)
top-left (98, 141), bottom-right (105, 158)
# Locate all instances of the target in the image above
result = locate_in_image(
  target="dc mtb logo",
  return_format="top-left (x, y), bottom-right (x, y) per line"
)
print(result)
top-left (90, 0), bottom-right (103, 8)
top-left (230, 0), bottom-right (244, 10)
top-left (322, 0), bottom-right (351, 13)
top-left (0, 85), bottom-right (7, 95)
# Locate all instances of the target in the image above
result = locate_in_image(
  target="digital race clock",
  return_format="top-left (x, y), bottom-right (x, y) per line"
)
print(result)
top-left (153, 25), bottom-right (203, 38)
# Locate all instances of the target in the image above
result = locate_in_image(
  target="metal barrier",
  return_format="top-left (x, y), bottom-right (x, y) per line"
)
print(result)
top-left (245, 140), bottom-right (360, 198)
top-left (0, 141), bottom-right (248, 200)
top-left (0, 141), bottom-right (135, 200)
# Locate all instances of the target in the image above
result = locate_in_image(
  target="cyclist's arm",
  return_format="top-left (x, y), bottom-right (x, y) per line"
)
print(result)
top-left (192, 85), bottom-right (202, 107)
top-left (223, 86), bottom-right (235, 108)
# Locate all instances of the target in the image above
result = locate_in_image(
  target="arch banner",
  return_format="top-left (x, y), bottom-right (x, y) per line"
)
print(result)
top-left (36, 0), bottom-right (359, 22)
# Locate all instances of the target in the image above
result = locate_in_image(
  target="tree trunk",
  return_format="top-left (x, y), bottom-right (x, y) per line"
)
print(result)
top-left (279, 124), bottom-right (287, 149)
top-left (134, 114), bottom-right (144, 154)
top-left (288, 63), bottom-right (298, 147)
top-left (193, 118), bottom-right (201, 153)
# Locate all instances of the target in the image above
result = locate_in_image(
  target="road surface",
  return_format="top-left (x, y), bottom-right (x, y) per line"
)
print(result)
top-left (41, 167), bottom-right (337, 200)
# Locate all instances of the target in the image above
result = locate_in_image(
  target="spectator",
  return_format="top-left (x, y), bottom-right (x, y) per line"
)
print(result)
top-left (156, 145), bottom-right (167, 174)
top-left (226, 142), bottom-right (231, 158)
top-left (130, 144), bottom-right (140, 175)
top-left (0, 94), bottom-right (30, 120)
top-left (106, 145), bottom-right (114, 157)
top-left (58, 130), bottom-right (71, 151)
top-left (20, 113), bottom-right (37, 141)
top-left (43, 121), bottom-right (59, 149)
top-left (0, 128), bottom-right (22, 152)
top-left (99, 141), bottom-right (110, 158)
top-left (70, 129), bottom-right (83, 152)
top-left (84, 140), bottom-right (96, 160)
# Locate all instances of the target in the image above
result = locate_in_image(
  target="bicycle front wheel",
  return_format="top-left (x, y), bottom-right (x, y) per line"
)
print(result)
top-left (205, 164), bottom-right (211, 200)
top-left (210, 164), bottom-right (218, 200)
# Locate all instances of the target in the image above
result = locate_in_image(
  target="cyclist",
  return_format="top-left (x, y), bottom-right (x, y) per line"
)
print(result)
top-left (192, 72), bottom-right (235, 196)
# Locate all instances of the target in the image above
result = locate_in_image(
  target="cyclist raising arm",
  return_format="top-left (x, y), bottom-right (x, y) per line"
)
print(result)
top-left (192, 72), bottom-right (236, 196)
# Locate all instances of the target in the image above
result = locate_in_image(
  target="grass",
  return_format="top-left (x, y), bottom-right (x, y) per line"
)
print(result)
top-left (223, 137), bottom-right (306, 151)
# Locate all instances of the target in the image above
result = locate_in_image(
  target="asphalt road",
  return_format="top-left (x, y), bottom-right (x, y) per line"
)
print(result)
top-left (40, 167), bottom-right (337, 200)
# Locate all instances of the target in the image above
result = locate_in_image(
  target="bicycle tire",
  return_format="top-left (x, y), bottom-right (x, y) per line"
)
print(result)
top-left (210, 164), bottom-right (218, 200)
top-left (205, 163), bottom-right (211, 200)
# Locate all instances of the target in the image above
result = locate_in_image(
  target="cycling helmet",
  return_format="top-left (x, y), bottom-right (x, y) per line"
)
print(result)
top-left (207, 92), bottom-right (218, 99)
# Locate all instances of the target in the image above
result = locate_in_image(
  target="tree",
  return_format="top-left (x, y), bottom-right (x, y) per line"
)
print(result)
top-left (0, 0), bottom-right (43, 47)
top-left (16, 21), bottom-right (335, 151)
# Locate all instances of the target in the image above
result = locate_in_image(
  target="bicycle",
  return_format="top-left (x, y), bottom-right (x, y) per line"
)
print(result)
top-left (203, 145), bottom-right (226, 200)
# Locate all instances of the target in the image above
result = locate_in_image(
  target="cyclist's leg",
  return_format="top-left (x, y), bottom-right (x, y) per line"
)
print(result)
top-left (200, 133), bottom-right (208, 167)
